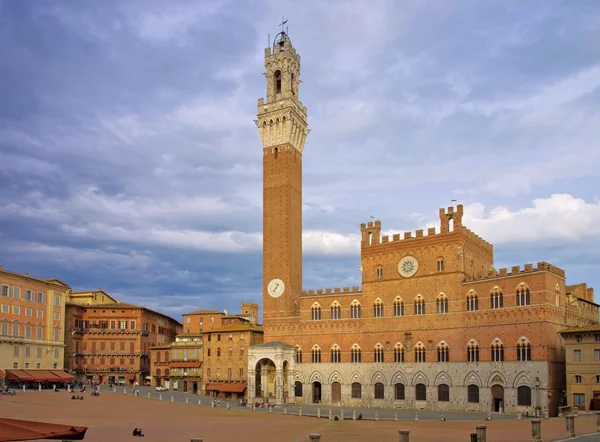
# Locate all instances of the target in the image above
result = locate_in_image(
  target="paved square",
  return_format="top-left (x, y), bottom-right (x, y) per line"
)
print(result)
top-left (0, 392), bottom-right (597, 441)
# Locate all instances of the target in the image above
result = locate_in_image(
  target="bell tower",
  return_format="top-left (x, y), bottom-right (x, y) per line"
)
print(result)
top-left (257, 28), bottom-right (308, 325)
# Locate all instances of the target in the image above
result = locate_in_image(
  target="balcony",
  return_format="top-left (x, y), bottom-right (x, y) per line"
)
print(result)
top-left (76, 351), bottom-right (149, 357)
top-left (71, 327), bottom-right (149, 336)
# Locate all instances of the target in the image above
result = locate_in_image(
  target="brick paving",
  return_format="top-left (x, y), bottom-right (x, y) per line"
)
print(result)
top-left (0, 390), bottom-right (597, 442)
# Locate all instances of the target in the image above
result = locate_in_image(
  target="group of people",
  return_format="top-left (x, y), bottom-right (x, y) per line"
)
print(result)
top-left (70, 395), bottom-right (84, 400)
top-left (132, 428), bottom-right (145, 437)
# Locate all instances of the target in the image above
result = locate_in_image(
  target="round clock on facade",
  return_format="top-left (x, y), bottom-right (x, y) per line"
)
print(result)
top-left (267, 278), bottom-right (285, 298)
top-left (397, 256), bottom-right (419, 278)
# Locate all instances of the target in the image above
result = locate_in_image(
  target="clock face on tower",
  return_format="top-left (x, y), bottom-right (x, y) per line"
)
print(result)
top-left (398, 256), bottom-right (419, 278)
top-left (267, 278), bottom-right (285, 298)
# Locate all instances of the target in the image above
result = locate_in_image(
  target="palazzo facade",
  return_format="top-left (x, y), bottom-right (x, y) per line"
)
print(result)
top-left (247, 30), bottom-right (598, 416)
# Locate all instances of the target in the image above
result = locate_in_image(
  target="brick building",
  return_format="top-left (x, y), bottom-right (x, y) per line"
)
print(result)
top-left (560, 323), bottom-right (600, 411)
top-left (0, 265), bottom-right (73, 387)
top-left (247, 30), bottom-right (599, 416)
top-left (65, 290), bottom-right (181, 385)
top-left (150, 303), bottom-right (263, 399)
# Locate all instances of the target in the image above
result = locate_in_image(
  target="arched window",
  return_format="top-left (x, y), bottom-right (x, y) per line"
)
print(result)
top-left (468, 385), bottom-right (479, 403)
top-left (414, 295), bottom-right (425, 315)
top-left (517, 386), bottom-right (532, 406)
top-left (274, 70), bottom-right (282, 95)
top-left (164, 351), bottom-right (169, 362)
top-left (516, 284), bottom-right (531, 306)
top-left (490, 287), bottom-right (503, 309)
top-left (156, 352), bottom-right (161, 362)
top-left (295, 347), bottom-right (303, 364)
top-left (351, 344), bottom-right (362, 363)
top-left (311, 303), bottom-right (321, 321)
top-left (164, 368), bottom-right (170, 376)
top-left (437, 342), bottom-right (449, 362)
top-left (393, 297), bottom-right (404, 316)
top-left (491, 339), bottom-right (505, 362)
top-left (517, 338), bottom-right (532, 361)
top-left (467, 340), bottom-right (479, 362)
top-left (330, 302), bottom-right (341, 320)
top-left (394, 343), bottom-right (405, 363)
top-left (350, 300), bottom-right (361, 319)
top-left (374, 382), bottom-right (384, 399)
top-left (330, 345), bottom-right (341, 363)
top-left (373, 299), bottom-right (384, 318)
top-left (415, 342), bottom-right (426, 363)
top-left (437, 258), bottom-right (444, 272)
top-left (437, 293), bottom-right (448, 314)
top-left (351, 382), bottom-right (362, 398)
top-left (394, 383), bottom-right (405, 400)
top-left (311, 346), bottom-right (321, 363)
top-left (373, 344), bottom-right (384, 363)
top-left (438, 384), bottom-right (449, 402)
top-left (415, 383), bottom-right (426, 401)
top-left (294, 381), bottom-right (302, 397)
top-left (467, 290), bottom-right (478, 311)
top-left (376, 267), bottom-right (383, 280)
top-left (156, 368), bottom-right (161, 376)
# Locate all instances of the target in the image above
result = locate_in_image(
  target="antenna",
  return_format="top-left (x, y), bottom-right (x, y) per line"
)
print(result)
top-left (268, 33), bottom-right (270, 49)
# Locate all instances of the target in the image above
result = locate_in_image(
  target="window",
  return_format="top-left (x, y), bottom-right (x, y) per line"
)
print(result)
top-left (13, 362), bottom-right (18, 369)
top-left (217, 334), bottom-right (221, 341)
top-left (393, 298), bottom-right (404, 316)
top-left (374, 382), bottom-right (384, 399)
top-left (595, 349), bottom-right (600, 361)
top-left (239, 368), bottom-right (244, 377)
top-left (12, 306), bottom-right (20, 314)
top-left (25, 308), bottom-right (32, 316)
top-left (54, 328), bottom-right (60, 341)
top-left (1, 286), bottom-right (8, 297)
top-left (491, 341), bottom-right (505, 362)
top-left (294, 381), bottom-right (303, 397)
top-left (467, 341), bottom-right (479, 362)
top-left (54, 349), bottom-right (59, 358)
top-left (207, 349), bottom-right (211, 357)
top-left (436, 294), bottom-right (448, 314)
top-left (516, 285), bottom-right (531, 306)
top-left (596, 375), bottom-right (600, 384)
top-left (37, 292), bottom-right (45, 303)
top-left (415, 343), bottom-right (426, 363)
top-left (240, 347), bottom-right (244, 356)
top-left (574, 350), bottom-right (582, 361)
top-left (596, 334), bottom-right (600, 342)
top-left (575, 375), bottom-right (582, 383)
top-left (437, 259), bottom-right (444, 271)
top-left (351, 346), bottom-right (361, 363)
top-left (490, 288), bottom-right (503, 309)
top-left (37, 310), bottom-right (43, 318)
top-left (438, 384), bottom-right (449, 402)
top-left (351, 382), bottom-right (362, 399)
top-left (36, 363), bottom-right (40, 368)
top-left (574, 393), bottom-right (585, 409)
top-left (228, 368), bottom-right (232, 378)
top-left (295, 347), bottom-right (302, 364)
top-left (311, 305), bottom-right (321, 321)
top-left (1, 322), bottom-right (7, 336)
top-left (25, 346), bottom-right (30, 357)
top-left (330, 303), bottom-right (341, 320)
top-left (468, 385), bottom-right (479, 403)
top-left (54, 312), bottom-right (60, 321)
top-left (414, 296), bottom-right (425, 315)
top-left (13, 346), bottom-right (19, 356)
top-left (331, 346), bottom-right (341, 363)
top-left (311, 347), bottom-right (321, 363)
top-left (374, 344), bottom-right (384, 363)
top-left (576, 335), bottom-right (583, 343)
top-left (36, 347), bottom-right (41, 358)
top-left (437, 342), bottom-right (449, 362)
top-left (394, 344), bottom-right (404, 363)
top-left (216, 348), bottom-right (221, 357)
top-left (12, 323), bottom-right (19, 337)
top-left (274, 70), bottom-right (282, 95)
top-left (350, 302), bottom-right (361, 319)
top-left (55, 295), bottom-right (60, 306)
top-left (394, 383), bottom-right (405, 400)
top-left (415, 383), bottom-right (426, 401)
top-left (13, 287), bottom-right (20, 299)
top-left (228, 348), bottom-right (232, 357)
top-left (1, 304), bottom-right (8, 313)
top-left (25, 290), bottom-right (33, 301)
top-left (373, 299), bottom-right (384, 318)
top-left (376, 267), bottom-right (383, 280)
top-left (467, 292), bottom-right (478, 311)
top-left (517, 341), bottom-right (532, 361)
top-left (25, 324), bottom-right (31, 338)
top-left (517, 386), bottom-right (532, 406)
top-left (186, 317), bottom-right (191, 323)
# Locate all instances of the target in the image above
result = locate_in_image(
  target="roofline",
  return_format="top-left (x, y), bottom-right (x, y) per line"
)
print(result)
top-left (0, 268), bottom-right (72, 289)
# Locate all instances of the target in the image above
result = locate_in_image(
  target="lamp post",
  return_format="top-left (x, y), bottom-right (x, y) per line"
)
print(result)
top-left (535, 377), bottom-right (541, 417)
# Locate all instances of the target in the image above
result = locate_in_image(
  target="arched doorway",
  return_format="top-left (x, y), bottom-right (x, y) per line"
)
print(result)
top-left (491, 384), bottom-right (504, 412)
top-left (331, 382), bottom-right (341, 405)
top-left (255, 358), bottom-right (276, 401)
top-left (312, 381), bottom-right (322, 404)
top-left (183, 381), bottom-right (188, 392)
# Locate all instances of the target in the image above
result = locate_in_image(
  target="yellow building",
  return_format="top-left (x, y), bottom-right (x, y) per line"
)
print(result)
top-left (150, 333), bottom-right (203, 393)
top-left (0, 265), bottom-right (72, 387)
top-left (560, 323), bottom-right (600, 411)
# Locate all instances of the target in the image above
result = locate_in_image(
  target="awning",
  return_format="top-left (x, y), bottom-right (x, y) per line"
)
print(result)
top-left (169, 362), bottom-right (201, 368)
top-left (206, 383), bottom-right (247, 393)
top-left (126, 374), bottom-right (136, 381)
top-left (0, 417), bottom-right (87, 441)
top-left (5, 370), bottom-right (73, 383)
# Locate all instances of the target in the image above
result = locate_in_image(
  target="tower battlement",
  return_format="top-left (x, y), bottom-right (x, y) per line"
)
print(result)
top-left (360, 205), bottom-right (492, 252)
top-left (301, 286), bottom-right (361, 297)
top-left (465, 261), bottom-right (566, 282)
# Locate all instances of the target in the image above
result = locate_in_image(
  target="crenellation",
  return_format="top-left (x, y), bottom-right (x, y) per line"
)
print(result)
top-left (499, 268), bottom-right (508, 276)
top-left (381, 235), bottom-right (389, 243)
top-left (416, 229), bottom-right (424, 237)
top-left (524, 264), bottom-right (534, 272)
top-left (334, 288), bottom-right (340, 294)
top-left (317, 289), bottom-right (323, 295)
top-left (301, 286), bottom-right (362, 297)
top-left (325, 288), bottom-right (332, 294)
top-left (511, 265), bottom-right (521, 274)
top-left (428, 227), bottom-right (436, 236)
top-left (343, 287), bottom-right (349, 293)
top-left (393, 233), bottom-right (401, 241)
top-left (404, 231), bottom-right (412, 239)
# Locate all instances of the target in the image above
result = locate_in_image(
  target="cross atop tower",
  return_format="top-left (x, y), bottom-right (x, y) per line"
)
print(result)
top-left (279, 17), bottom-right (288, 33)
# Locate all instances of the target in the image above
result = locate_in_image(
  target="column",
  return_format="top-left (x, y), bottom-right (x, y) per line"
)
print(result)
top-left (531, 419), bottom-right (541, 442)
top-left (476, 425), bottom-right (487, 442)
top-left (275, 369), bottom-right (284, 405)
top-left (247, 369), bottom-right (255, 405)
top-left (261, 363), bottom-right (268, 399)
top-left (565, 415), bottom-right (575, 438)
top-left (288, 372), bottom-right (295, 403)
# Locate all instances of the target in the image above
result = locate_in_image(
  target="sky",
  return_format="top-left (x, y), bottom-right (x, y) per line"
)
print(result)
top-left (1, 0), bottom-right (599, 322)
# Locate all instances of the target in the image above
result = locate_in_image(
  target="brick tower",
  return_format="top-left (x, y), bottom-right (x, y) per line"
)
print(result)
top-left (257, 29), bottom-right (308, 326)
